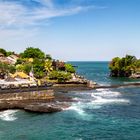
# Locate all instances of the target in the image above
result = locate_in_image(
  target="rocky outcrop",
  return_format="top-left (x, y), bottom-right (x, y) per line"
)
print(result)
top-left (129, 73), bottom-right (140, 79)
top-left (0, 90), bottom-right (71, 113)
top-left (0, 82), bottom-right (140, 113)
top-left (52, 74), bottom-right (97, 90)
top-left (24, 102), bottom-right (69, 113)
top-left (0, 100), bottom-right (70, 113)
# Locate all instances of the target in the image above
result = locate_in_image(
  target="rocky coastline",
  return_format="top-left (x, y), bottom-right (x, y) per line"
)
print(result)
top-left (0, 90), bottom-right (72, 113)
top-left (0, 73), bottom-right (97, 113)
top-left (0, 78), bottom-right (95, 113)
top-left (0, 80), bottom-right (140, 113)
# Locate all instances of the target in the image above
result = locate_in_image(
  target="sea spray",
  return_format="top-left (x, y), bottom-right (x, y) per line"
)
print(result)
top-left (0, 110), bottom-right (18, 121)
top-left (65, 102), bottom-right (93, 121)
top-left (91, 89), bottom-right (130, 105)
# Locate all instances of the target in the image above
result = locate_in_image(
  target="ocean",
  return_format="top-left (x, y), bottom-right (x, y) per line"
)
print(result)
top-left (0, 62), bottom-right (140, 140)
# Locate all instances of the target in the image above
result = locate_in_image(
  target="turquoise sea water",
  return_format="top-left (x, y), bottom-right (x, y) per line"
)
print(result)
top-left (0, 62), bottom-right (140, 140)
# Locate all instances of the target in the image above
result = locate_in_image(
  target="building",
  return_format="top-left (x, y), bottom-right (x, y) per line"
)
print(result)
top-left (7, 54), bottom-right (19, 64)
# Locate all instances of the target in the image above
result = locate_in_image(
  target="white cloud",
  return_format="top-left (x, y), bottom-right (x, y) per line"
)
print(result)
top-left (0, 0), bottom-right (105, 49)
top-left (0, 0), bottom-right (94, 29)
top-left (33, 0), bottom-right (54, 8)
top-left (0, 2), bottom-right (25, 28)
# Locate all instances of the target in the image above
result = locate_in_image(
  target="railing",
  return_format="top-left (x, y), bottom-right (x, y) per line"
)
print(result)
top-left (0, 83), bottom-right (53, 94)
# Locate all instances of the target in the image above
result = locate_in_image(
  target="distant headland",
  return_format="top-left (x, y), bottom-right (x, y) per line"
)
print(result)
top-left (0, 47), bottom-right (96, 113)
top-left (109, 55), bottom-right (140, 78)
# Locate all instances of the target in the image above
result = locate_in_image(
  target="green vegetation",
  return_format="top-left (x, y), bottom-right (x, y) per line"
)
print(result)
top-left (33, 58), bottom-right (45, 79)
top-left (45, 54), bottom-right (52, 60)
top-left (0, 48), bottom-right (14, 56)
top-left (45, 60), bottom-right (53, 74)
top-left (49, 71), bottom-right (72, 83)
top-left (0, 62), bottom-right (16, 78)
top-left (0, 48), bottom-right (7, 56)
top-left (65, 64), bottom-right (76, 73)
top-left (23, 63), bottom-right (32, 74)
top-left (0, 47), bottom-right (76, 83)
top-left (6, 51), bottom-right (14, 56)
top-left (109, 55), bottom-right (140, 77)
top-left (20, 47), bottom-right (45, 59)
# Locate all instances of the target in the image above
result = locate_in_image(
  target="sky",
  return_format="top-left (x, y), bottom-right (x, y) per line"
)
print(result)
top-left (0, 0), bottom-right (140, 61)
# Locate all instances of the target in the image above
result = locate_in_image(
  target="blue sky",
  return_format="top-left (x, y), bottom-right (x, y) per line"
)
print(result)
top-left (0, 0), bottom-right (140, 61)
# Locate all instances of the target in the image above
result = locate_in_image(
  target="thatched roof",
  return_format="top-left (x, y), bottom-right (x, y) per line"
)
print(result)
top-left (12, 72), bottom-right (29, 79)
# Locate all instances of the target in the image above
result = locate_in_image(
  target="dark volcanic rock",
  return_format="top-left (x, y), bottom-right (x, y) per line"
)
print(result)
top-left (24, 103), bottom-right (69, 113)
top-left (0, 100), bottom-right (70, 113)
top-left (0, 90), bottom-right (71, 113)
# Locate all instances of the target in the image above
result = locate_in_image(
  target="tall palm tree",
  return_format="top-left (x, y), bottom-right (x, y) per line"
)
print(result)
top-left (45, 60), bottom-right (53, 74)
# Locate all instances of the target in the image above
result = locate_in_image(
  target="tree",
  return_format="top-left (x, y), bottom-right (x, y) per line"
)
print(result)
top-left (21, 47), bottom-right (45, 59)
top-left (109, 55), bottom-right (139, 77)
top-left (0, 48), bottom-right (7, 56)
top-left (6, 51), bottom-right (14, 56)
top-left (109, 57), bottom-right (120, 76)
top-left (0, 62), bottom-right (16, 78)
top-left (16, 64), bottom-right (24, 72)
top-left (46, 54), bottom-right (52, 60)
top-left (49, 71), bottom-right (72, 83)
top-left (33, 59), bottom-right (45, 79)
top-left (135, 59), bottom-right (140, 68)
top-left (45, 60), bottom-right (53, 74)
top-left (23, 63), bottom-right (32, 74)
top-left (65, 64), bottom-right (75, 73)
top-left (8, 65), bottom-right (16, 74)
top-left (15, 58), bottom-right (25, 65)
top-left (57, 72), bottom-right (71, 83)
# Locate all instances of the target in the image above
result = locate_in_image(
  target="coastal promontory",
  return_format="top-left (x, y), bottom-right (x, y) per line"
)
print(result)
top-left (0, 47), bottom-right (95, 113)
top-left (109, 55), bottom-right (140, 78)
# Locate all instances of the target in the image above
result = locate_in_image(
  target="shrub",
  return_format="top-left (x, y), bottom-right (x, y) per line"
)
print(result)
top-left (65, 64), bottom-right (75, 73)
top-left (109, 55), bottom-right (139, 77)
top-left (49, 71), bottom-right (72, 83)
top-left (21, 47), bottom-right (45, 59)
top-left (0, 48), bottom-right (7, 56)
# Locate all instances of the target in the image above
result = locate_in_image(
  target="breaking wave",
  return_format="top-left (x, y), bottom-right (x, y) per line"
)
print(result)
top-left (67, 105), bottom-right (85, 115)
top-left (68, 88), bottom-right (130, 112)
top-left (91, 88), bottom-right (130, 105)
top-left (0, 110), bottom-right (18, 121)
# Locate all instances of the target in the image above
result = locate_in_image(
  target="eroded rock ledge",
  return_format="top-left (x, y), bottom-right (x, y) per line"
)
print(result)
top-left (0, 90), bottom-right (71, 113)
top-left (0, 82), bottom-right (140, 113)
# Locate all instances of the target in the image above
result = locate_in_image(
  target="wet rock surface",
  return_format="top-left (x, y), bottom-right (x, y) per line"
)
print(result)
top-left (1, 82), bottom-right (139, 113)
top-left (0, 91), bottom-right (72, 113)
top-left (24, 102), bottom-right (70, 113)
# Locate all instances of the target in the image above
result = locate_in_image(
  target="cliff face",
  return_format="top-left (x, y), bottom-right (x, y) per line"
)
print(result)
top-left (0, 90), bottom-right (70, 113)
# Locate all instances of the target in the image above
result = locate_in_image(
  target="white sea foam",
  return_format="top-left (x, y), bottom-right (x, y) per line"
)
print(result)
top-left (0, 110), bottom-right (18, 121)
top-left (73, 97), bottom-right (82, 101)
top-left (96, 88), bottom-right (109, 92)
top-left (67, 105), bottom-right (85, 115)
top-left (66, 88), bottom-right (130, 120)
top-left (91, 89), bottom-right (130, 105)
top-left (92, 96), bottom-right (129, 105)
top-left (67, 103), bottom-right (93, 121)
top-left (93, 90), bottom-right (121, 98)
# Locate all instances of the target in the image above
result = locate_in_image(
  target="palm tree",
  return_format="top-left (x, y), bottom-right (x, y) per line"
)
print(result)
top-left (45, 60), bottom-right (53, 74)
